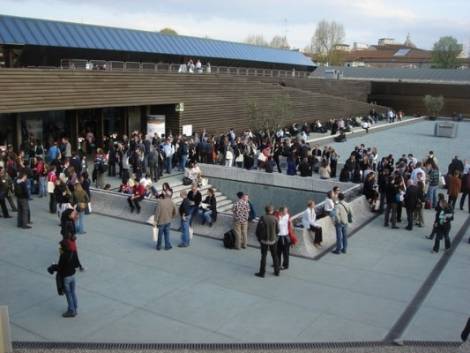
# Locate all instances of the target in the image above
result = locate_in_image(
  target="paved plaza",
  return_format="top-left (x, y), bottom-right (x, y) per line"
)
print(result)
top-left (1, 120), bottom-right (470, 347)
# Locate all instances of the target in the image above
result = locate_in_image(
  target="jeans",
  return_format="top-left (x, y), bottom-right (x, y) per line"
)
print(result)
top-left (180, 218), bottom-right (190, 246)
top-left (334, 223), bottom-right (348, 252)
top-left (75, 210), bottom-right (85, 234)
top-left (17, 198), bottom-right (30, 227)
top-left (188, 205), bottom-right (198, 225)
top-left (277, 236), bottom-right (290, 268)
top-left (427, 185), bottom-right (438, 208)
top-left (199, 209), bottom-right (213, 224)
top-left (157, 222), bottom-right (172, 250)
top-left (38, 176), bottom-right (47, 197)
top-left (164, 157), bottom-right (172, 174)
top-left (180, 155), bottom-right (188, 171)
top-left (26, 178), bottom-right (33, 200)
top-left (433, 227), bottom-right (451, 252)
top-left (63, 275), bottom-right (78, 314)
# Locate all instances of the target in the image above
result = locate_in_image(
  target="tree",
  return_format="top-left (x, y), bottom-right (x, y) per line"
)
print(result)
top-left (431, 36), bottom-right (463, 69)
top-left (270, 35), bottom-right (290, 49)
top-left (245, 34), bottom-right (269, 47)
top-left (271, 94), bottom-right (293, 129)
top-left (423, 95), bottom-right (444, 118)
top-left (307, 20), bottom-right (345, 65)
top-left (160, 28), bottom-right (178, 35)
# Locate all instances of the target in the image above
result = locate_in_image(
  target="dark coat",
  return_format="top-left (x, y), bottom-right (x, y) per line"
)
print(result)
top-left (404, 184), bottom-right (419, 209)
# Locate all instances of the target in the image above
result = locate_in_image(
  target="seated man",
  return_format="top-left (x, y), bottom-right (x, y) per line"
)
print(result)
top-left (127, 179), bottom-right (145, 214)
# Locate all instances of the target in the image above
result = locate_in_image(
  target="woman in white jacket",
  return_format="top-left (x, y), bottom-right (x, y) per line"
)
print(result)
top-left (302, 200), bottom-right (323, 248)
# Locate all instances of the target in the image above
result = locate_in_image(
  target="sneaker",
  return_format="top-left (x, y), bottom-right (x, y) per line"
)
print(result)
top-left (254, 272), bottom-right (265, 278)
top-left (274, 272), bottom-right (280, 276)
top-left (431, 250), bottom-right (438, 254)
top-left (341, 249), bottom-right (347, 254)
top-left (331, 250), bottom-right (341, 255)
top-left (62, 311), bottom-right (76, 318)
top-left (164, 246), bottom-right (173, 251)
top-left (21, 225), bottom-right (32, 229)
top-left (177, 244), bottom-right (188, 248)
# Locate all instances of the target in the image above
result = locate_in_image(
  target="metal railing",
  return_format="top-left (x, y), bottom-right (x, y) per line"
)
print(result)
top-left (57, 58), bottom-right (311, 79)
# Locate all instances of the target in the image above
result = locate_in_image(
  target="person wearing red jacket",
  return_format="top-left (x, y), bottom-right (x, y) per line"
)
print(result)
top-left (127, 180), bottom-right (146, 214)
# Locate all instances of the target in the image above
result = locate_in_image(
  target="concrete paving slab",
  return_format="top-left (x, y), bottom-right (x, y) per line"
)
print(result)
top-left (297, 313), bottom-right (388, 342)
top-left (86, 307), bottom-right (236, 343)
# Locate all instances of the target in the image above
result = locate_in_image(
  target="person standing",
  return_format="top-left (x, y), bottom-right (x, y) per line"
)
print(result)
top-left (0, 166), bottom-right (12, 218)
top-left (232, 192), bottom-right (250, 249)
top-left (72, 182), bottom-right (89, 235)
top-left (332, 193), bottom-right (352, 254)
top-left (154, 194), bottom-right (177, 251)
top-left (404, 179), bottom-right (418, 231)
top-left (162, 138), bottom-right (175, 174)
top-left (57, 211), bottom-right (82, 318)
top-left (14, 172), bottom-right (31, 229)
top-left (275, 207), bottom-right (291, 270)
top-left (178, 191), bottom-right (191, 247)
top-left (414, 181), bottom-right (426, 228)
top-left (432, 199), bottom-right (453, 253)
top-left (302, 200), bottom-right (323, 248)
top-left (460, 167), bottom-right (470, 213)
top-left (447, 170), bottom-right (462, 210)
top-left (255, 205), bottom-right (280, 278)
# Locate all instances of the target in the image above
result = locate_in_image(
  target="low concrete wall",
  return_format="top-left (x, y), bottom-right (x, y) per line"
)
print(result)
top-left (91, 189), bottom-right (375, 260)
top-left (200, 164), bottom-right (357, 194)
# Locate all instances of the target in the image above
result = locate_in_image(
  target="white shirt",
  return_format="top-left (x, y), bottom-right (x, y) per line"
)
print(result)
top-left (324, 198), bottom-right (335, 212)
top-left (278, 214), bottom-right (289, 236)
top-left (411, 167), bottom-right (425, 183)
top-left (302, 207), bottom-right (318, 229)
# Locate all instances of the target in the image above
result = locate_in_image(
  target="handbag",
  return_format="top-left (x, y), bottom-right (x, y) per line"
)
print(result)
top-left (152, 225), bottom-right (158, 242)
top-left (47, 181), bottom-right (55, 193)
top-left (182, 177), bottom-right (193, 185)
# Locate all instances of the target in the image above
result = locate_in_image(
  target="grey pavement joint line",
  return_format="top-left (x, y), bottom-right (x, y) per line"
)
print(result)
top-left (384, 216), bottom-right (470, 343)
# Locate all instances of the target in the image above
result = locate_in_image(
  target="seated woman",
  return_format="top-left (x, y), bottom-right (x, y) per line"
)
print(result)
top-left (184, 161), bottom-right (202, 186)
top-left (302, 200), bottom-right (323, 248)
top-left (334, 130), bottom-right (347, 142)
top-left (339, 167), bottom-right (350, 182)
top-left (161, 182), bottom-right (173, 199)
top-left (319, 159), bottom-right (331, 179)
top-left (199, 188), bottom-right (217, 226)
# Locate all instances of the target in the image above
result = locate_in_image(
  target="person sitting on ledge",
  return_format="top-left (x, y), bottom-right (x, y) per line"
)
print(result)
top-left (184, 161), bottom-right (202, 186)
top-left (199, 187), bottom-right (217, 227)
top-left (334, 130), bottom-right (347, 143)
top-left (127, 179), bottom-right (145, 214)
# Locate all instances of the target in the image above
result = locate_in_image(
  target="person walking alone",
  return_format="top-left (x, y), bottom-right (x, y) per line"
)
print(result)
top-left (431, 198), bottom-right (453, 253)
top-left (255, 205), bottom-right (280, 278)
top-left (14, 172), bottom-right (31, 229)
top-left (275, 207), bottom-right (291, 270)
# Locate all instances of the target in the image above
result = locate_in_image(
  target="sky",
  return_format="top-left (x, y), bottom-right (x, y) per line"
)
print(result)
top-left (1, 0), bottom-right (469, 53)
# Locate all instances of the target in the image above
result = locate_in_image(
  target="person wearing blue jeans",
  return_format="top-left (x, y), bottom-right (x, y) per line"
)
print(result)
top-left (63, 275), bottom-right (78, 317)
top-left (332, 193), bottom-right (352, 255)
top-left (333, 223), bottom-right (348, 254)
top-left (154, 193), bottom-right (177, 251)
top-left (178, 191), bottom-right (191, 247)
top-left (157, 223), bottom-right (172, 250)
top-left (75, 210), bottom-right (85, 234)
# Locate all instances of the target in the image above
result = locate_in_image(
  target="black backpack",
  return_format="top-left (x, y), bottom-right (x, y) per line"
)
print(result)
top-left (223, 230), bottom-right (236, 249)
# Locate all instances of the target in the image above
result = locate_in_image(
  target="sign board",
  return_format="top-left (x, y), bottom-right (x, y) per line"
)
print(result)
top-left (24, 118), bottom-right (43, 142)
top-left (175, 103), bottom-right (185, 112)
top-left (146, 115), bottom-right (165, 139)
top-left (182, 124), bottom-right (193, 137)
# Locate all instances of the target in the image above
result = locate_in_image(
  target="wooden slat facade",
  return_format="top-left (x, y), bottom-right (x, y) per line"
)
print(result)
top-left (0, 69), bottom-right (386, 135)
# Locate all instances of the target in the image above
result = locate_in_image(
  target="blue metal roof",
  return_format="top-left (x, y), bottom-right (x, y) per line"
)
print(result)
top-left (0, 15), bottom-right (314, 67)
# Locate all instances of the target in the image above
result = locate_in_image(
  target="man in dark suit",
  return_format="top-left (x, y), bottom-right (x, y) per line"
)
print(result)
top-left (404, 179), bottom-right (419, 231)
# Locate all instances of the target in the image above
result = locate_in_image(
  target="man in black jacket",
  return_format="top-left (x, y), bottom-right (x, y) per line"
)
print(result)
top-left (255, 205), bottom-right (280, 278)
top-left (404, 179), bottom-right (419, 231)
top-left (15, 172), bottom-right (31, 229)
top-left (187, 184), bottom-right (202, 226)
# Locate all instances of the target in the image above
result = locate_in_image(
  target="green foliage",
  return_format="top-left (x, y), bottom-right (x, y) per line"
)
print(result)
top-left (423, 95), bottom-right (445, 117)
top-left (431, 36), bottom-right (463, 69)
top-left (160, 28), bottom-right (178, 35)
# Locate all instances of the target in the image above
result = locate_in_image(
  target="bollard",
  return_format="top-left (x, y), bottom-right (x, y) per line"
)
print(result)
top-left (0, 306), bottom-right (12, 353)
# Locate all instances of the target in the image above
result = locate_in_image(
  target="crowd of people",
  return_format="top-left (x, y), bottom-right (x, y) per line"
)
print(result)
top-left (2, 112), bottom-right (470, 318)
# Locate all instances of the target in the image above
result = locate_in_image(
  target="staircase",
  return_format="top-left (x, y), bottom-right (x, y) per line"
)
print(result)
top-left (164, 180), bottom-right (234, 214)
